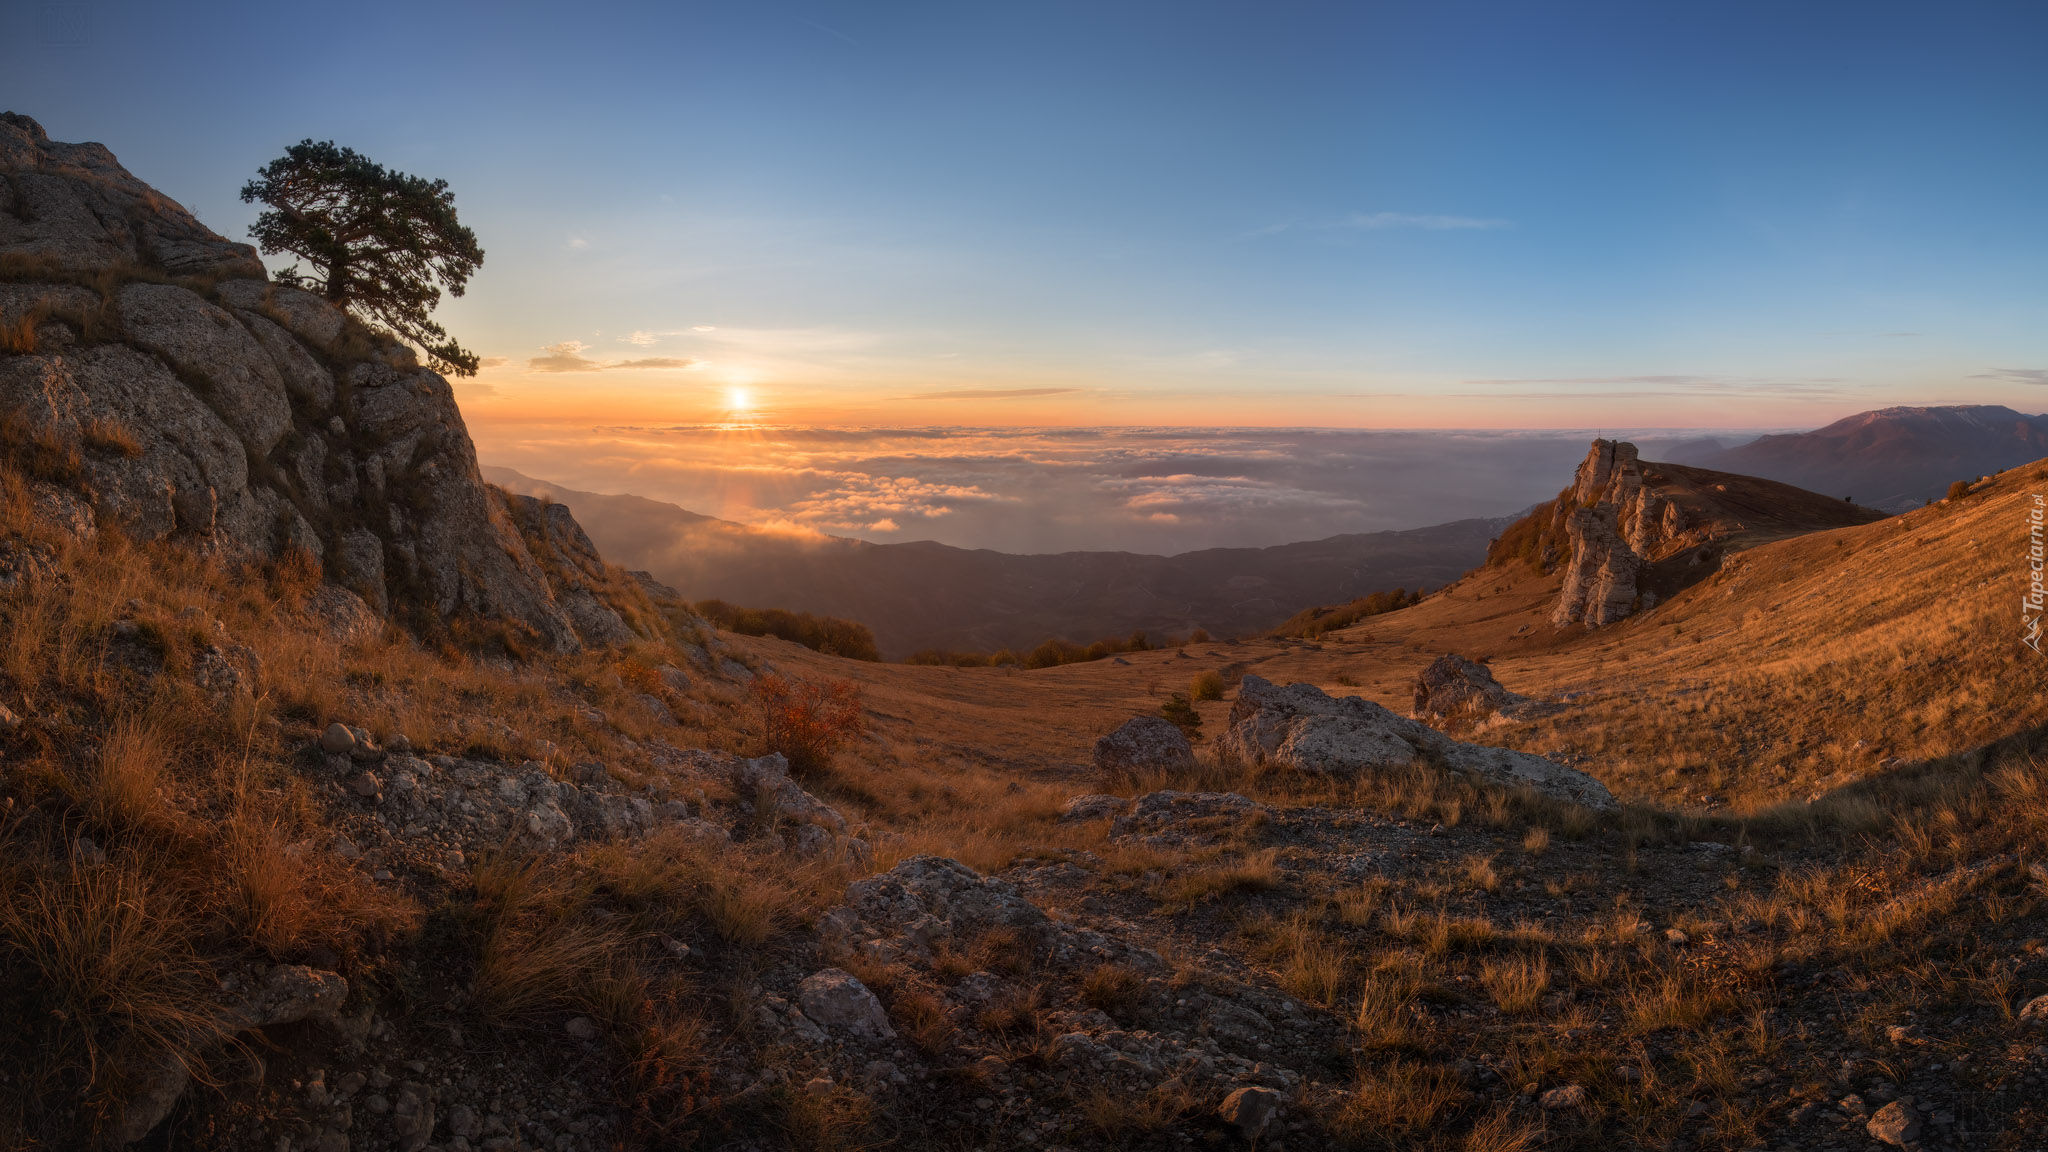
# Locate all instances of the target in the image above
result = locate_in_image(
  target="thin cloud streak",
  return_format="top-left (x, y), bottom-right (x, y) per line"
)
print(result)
top-left (526, 342), bottom-right (704, 373)
top-left (897, 388), bottom-right (1084, 400)
top-left (1338, 212), bottom-right (1510, 230)
top-left (1972, 368), bottom-right (2048, 385)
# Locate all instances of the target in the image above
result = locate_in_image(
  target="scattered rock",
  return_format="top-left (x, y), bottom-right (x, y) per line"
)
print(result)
top-left (1867, 1099), bottom-right (1921, 1147)
top-left (796, 969), bottom-right (895, 1041)
top-left (320, 722), bottom-right (356, 754)
top-left (1110, 790), bottom-right (1266, 838)
top-left (2019, 993), bottom-right (2048, 1024)
top-left (1540, 1084), bottom-right (1590, 1110)
top-left (113, 966), bottom-right (348, 1142)
top-left (1060, 794), bottom-right (1131, 822)
top-left (1411, 654), bottom-right (1528, 728)
top-left (564, 1016), bottom-right (600, 1041)
top-left (1216, 1085), bottom-right (1283, 1135)
top-left (1093, 716), bottom-right (1195, 782)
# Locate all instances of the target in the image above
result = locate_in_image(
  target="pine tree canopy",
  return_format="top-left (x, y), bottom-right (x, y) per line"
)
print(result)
top-left (241, 141), bottom-right (485, 377)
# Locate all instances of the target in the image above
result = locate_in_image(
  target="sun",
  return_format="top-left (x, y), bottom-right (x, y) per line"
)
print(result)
top-left (728, 387), bottom-right (752, 413)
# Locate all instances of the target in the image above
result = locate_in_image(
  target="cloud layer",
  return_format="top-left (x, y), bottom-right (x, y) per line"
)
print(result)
top-left (464, 425), bottom-right (1727, 553)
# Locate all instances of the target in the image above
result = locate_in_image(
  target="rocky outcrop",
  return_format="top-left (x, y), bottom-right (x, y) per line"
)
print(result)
top-left (0, 112), bottom-right (264, 279)
top-left (1092, 715), bottom-right (1195, 784)
top-left (0, 112), bottom-right (628, 651)
top-left (1219, 675), bottom-right (1617, 811)
top-left (1552, 440), bottom-right (1664, 627)
top-left (1531, 439), bottom-right (1887, 629)
top-left (1413, 653), bottom-right (1534, 728)
top-left (116, 965), bottom-right (351, 1143)
top-left (498, 493), bottom-right (640, 646)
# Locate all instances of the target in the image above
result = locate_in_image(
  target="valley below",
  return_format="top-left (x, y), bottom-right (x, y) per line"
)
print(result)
top-left (1, 111), bottom-right (2046, 1152)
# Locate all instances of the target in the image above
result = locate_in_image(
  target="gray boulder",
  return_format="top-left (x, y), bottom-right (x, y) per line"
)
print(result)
top-left (844, 855), bottom-right (1052, 951)
top-left (1110, 791), bottom-right (1266, 838)
top-left (1217, 1086), bottom-right (1283, 1136)
top-left (1059, 794), bottom-right (1130, 822)
top-left (727, 752), bottom-right (850, 833)
top-left (1412, 653), bottom-right (1529, 728)
top-left (1219, 675), bottom-right (1617, 811)
top-left (796, 969), bottom-right (895, 1041)
top-left (1093, 715), bottom-right (1196, 783)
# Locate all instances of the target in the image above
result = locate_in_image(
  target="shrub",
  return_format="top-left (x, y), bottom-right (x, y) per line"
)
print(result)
top-left (919, 629), bottom-right (1161, 670)
top-left (1190, 670), bottom-right (1225, 701)
top-left (693, 600), bottom-right (880, 661)
top-left (1159, 693), bottom-right (1201, 738)
top-left (1270, 587), bottom-right (1427, 639)
top-left (1946, 479), bottom-right (1973, 501)
top-left (749, 674), bottom-right (866, 776)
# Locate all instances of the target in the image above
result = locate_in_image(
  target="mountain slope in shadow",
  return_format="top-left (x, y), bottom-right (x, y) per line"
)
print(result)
top-left (483, 467), bottom-right (1506, 658)
top-left (1676, 404), bottom-right (2048, 511)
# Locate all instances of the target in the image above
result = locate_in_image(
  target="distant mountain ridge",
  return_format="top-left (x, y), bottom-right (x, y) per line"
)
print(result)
top-left (1675, 404), bottom-right (2048, 511)
top-left (483, 467), bottom-right (1507, 658)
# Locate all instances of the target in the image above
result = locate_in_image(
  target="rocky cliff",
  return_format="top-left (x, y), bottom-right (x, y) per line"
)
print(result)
top-left (0, 112), bottom-right (633, 650)
top-left (1491, 438), bottom-right (1889, 629)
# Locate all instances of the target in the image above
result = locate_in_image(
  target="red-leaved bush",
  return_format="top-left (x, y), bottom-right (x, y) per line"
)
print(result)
top-left (749, 674), bottom-right (866, 776)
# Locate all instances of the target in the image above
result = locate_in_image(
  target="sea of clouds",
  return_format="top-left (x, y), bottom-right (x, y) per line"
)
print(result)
top-left (468, 424), bottom-right (1745, 554)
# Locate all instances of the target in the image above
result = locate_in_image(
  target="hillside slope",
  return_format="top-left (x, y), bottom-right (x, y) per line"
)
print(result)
top-left (738, 453), bottom-right (2042, 813)
top-left (486, 467), bottom-right (1503, 657)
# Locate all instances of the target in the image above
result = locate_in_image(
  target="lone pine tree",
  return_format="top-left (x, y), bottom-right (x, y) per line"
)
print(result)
top-left (241, 140), bottom-right (484, 376)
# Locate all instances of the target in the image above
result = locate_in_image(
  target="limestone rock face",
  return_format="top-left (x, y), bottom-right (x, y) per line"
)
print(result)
top-left (500, 493), bottom-right (638, 647)
top-left (0, 112), bottom-right (265, 279)
top-left (1219, 675), bottom-right (1617, 811)
top-left (0, 112), bottom-right (633, 650)
top-left (1552, 440), bottom-right (1666, 628)
top-left (1530, 437), bottom-right (1885, 630)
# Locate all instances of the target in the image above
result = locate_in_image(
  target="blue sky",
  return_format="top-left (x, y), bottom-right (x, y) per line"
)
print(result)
top-left (5, 0), bottom-right (2046, 430)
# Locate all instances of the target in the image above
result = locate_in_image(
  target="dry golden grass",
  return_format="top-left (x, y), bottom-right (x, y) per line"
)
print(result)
top-left (1077, 1080), bottom-right (1197, 1138)
top-left (71, 716), bottom-right (172, 840)
top-left (1352, 960), bottom-right (1425, 1052)
top-left (1480, 951), bottom-right (1550, 1015)
top-left (777, 1081), bottom-right (879, 1152)
top-left (889, 987), bottom-right (955, 1055)
top-left (1152, 848), bottom-right (1278, 909)
top-left (1079, 962), bottom-right (1146, 1018)
top-left (1330, 1060), bottom-right (1468, 1149)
